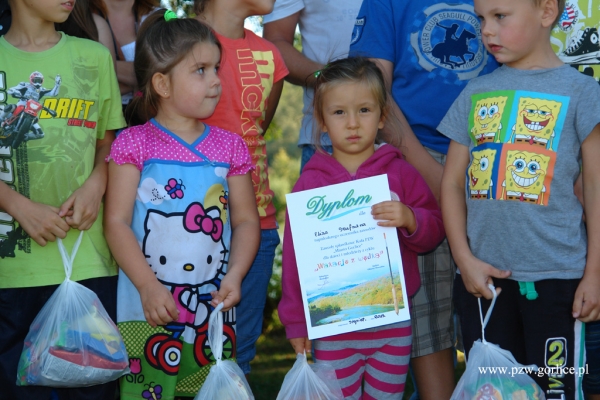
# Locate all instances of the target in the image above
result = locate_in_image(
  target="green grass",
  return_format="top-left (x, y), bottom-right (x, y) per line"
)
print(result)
top-left (247, 328), bottom-right (296, 399)
top-left (247, 326), bottom-right (466, 400)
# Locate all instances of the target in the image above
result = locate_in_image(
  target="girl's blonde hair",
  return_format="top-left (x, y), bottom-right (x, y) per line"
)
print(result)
top-left (312, 56), bottom-right (402, 150)
top-left (125, 9), bottom-right (221, 126)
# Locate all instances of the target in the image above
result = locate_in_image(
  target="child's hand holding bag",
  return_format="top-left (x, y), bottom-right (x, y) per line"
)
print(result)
top-left (16, 231), bottom-right (129, 387)
top-left (450, 284), bottom-right (546, 400)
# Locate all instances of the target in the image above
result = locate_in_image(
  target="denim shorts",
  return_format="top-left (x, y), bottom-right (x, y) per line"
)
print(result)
top-left (584, 320), bottom-right (600, 395)
top-left (235, 229), bottom-right (280, 374)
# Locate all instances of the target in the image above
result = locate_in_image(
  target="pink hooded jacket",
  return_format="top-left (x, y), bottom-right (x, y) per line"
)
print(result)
top-left (279, 145), bottom-right (446, 339)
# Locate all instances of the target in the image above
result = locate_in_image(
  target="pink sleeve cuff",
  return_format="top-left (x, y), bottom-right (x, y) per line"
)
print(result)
top-left (285, 323), bottom-right (309, 340)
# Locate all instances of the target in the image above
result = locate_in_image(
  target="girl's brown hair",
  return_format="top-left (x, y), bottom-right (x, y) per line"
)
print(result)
top-left (55, 0), bottom-right (108, 41)
top-left (133, 0), bottom-right (159, 19)
top-left (193, 0), bottom-right (210, 15)
top-left (94, 0), bottom-right (159, 20)
top-left (312, 56), bottom-right (402, 150)
top-left (125, 9), bottom-right (221, 126)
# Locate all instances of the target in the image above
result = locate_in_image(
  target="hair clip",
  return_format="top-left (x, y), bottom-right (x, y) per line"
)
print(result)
top-left (164, 9), bottom-right (178, 21)
top-left (314, 64), bottom-right (329, 79)
top-left (134, 91), bottom-right (143, 98)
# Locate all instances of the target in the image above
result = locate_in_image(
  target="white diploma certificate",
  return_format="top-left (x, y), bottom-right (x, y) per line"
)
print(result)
top-left (286, 174), bottom-right (410, 339)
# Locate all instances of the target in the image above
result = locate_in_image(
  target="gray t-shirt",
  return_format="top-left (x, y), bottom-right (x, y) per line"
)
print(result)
top-left (438, 64), bottom-right (600, 281)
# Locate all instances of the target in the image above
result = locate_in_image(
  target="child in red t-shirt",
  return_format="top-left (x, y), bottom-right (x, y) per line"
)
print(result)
top-left (193, 0), bottom-right (289, 375)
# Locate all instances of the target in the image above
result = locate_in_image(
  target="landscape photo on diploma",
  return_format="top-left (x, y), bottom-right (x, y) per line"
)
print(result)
top-left (307, 260), bottom-right (404, 327)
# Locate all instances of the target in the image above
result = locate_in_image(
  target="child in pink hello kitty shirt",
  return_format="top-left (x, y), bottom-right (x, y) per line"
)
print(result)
top-left (104, 10), bottom-right (260, 399)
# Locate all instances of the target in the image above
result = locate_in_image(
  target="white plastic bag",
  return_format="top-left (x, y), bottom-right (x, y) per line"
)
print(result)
top-left (16, 232), bottom-right (129, 387)
top-left (276, 352), bottom-right (344, 400)
top-left (450, 284), bottom-right (545, 400)
top-left (196, 302), bottom-right (254, 399)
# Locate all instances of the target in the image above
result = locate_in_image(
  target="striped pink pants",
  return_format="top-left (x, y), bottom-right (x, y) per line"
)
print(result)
top-left (313, 321), bottom-right (412, 399)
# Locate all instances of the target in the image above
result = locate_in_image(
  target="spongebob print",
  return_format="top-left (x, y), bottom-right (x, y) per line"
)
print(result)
top-left (501, 149), bottom-right (551, 205)
top-left (468, 148), bottom-right (497, 199)
top-left (465, 90), bottom-right (564, 206)
top-left (471, 96), bottom-right (507, 144)
top-left (510, 97), bottom-right (562, 149)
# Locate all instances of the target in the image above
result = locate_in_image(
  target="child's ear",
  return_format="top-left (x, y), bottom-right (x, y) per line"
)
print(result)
top-left (540, 0), bottom-right (559, 28)
top-left (152, 72), bottom-right (171, 99)
top-left (317, 116), bottom-right (328, 133)
top-left (379, 110), bottom-right (386, 130)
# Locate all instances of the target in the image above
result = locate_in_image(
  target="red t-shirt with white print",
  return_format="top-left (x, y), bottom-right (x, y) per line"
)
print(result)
top-left (202, 29), bottom-right (289, 230)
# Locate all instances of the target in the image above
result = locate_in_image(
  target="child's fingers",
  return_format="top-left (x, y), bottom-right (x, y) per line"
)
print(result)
top-left (37, 214), bottom-right (69, 242)
top-left (142, 285), bottom-right (178, 327)
top-left (58, 195), bottom-right (75, 218)
top-left (144, 311), bottom-right (158, 328)
top-left (480, 267), bottom-right (509, 299)
top-left (153, 305), bottom-right (175, 326)
top-left (212, 288), bottom-right (240, 311)
top-left (488, 266), bottom-right (511, 280)
top-left (210, 290), bottom-right (225, 306)
top-left (68, 208), bottom-right (97, 231)
top-left (573, 276), bottom-right (600, 321)
top-left (35, 216), bottom-right (70, 246)
top-left (165, 300), bottom-right (180, 322)
top-left (220, 297), bottom-right (235, 311)
top-left (579, 308), bottom-right (600, 322)
top-left (67, 200), bottom-right (95, 229)
top-left (289, 337), bottom-right (310, 355)
top-left (66, 208), bottom-right (83, 229)
top-left (372, 200), bottom-right (397, 209)
top-left (480, 280), bottom-right (497, 300)
top-left (48, 223), bottom-right (70, 240)
top-left (371, 202), bottom-right (399, 215)
top-left (574, 296), bottom-right (599, 322)
top-left (376, 219), bottom-right (397, 227)
top-left (572, 294), bottom-right (584, 320)
top-left (304, 339), bottom-right (312, 354)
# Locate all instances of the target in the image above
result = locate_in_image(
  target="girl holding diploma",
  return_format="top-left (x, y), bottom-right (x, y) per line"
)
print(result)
top-left (280, 57), bottom-right (445, 399)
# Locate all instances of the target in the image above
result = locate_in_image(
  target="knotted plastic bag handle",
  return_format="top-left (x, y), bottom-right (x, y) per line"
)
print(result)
top-left (478, 283), bottom-right (498, 343)
top-left (476, 283), bottom-right (540, 370)
top-left (57, 231), bottom-right (84, 281)
top-left (207, 302), bottom-right (225, 364)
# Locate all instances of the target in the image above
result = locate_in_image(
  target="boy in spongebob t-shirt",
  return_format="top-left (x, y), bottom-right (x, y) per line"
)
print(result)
top-left (0, 0), bottom-right (125, 398)
top-left (440, 0), bottom-right (600, 399)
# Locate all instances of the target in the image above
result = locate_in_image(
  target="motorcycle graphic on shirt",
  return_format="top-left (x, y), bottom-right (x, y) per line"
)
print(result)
top-left (0, 71), bottom-right (60, 149)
